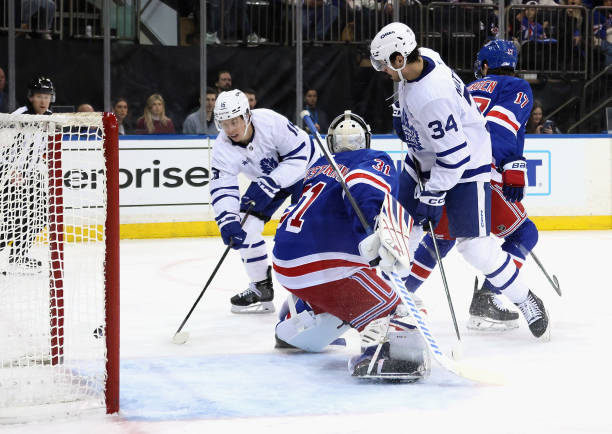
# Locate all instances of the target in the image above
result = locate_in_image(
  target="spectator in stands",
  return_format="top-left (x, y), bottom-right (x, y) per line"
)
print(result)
top-left (20, 0), bottom-right (56, 40)
top-left (183, 87), bottom-right (219, 135)
top-left (112, 98), bottom-right (131, 135)
top-left (136, 93), bottom-right (175, 134)
top-left (244, 88), bottom-right (257, 109)
top-left (0, 67), bottom-right (7, 113)
top-left (77, 103), bottom-right (94, 112)
top-left (303, 88), bottom-right (329, 133)
top-left (215, 70), bottom-right (232, 94)
top-left (526, 100), bottom-right (560, 133)
top-left (517, 1), bottom-right (549, 43)
top-left (593, 0), bottom-right (612, 66)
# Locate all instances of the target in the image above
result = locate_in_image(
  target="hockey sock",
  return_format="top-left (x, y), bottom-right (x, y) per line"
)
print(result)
top-left (404, 234), bottom-right (455, 292)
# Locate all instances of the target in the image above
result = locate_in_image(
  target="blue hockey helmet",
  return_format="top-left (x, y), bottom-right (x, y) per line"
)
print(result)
top-left (474, 40), bottom-right (518, 78)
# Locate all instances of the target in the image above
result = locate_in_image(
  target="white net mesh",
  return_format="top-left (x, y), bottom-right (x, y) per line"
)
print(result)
top-left (0, 113), bottom-right (111, 421)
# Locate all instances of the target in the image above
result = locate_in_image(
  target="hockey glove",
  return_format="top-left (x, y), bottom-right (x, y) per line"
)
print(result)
top-left (501, 156), bottom-right (527, 203)
top-left (358, 233), bottom-right (404, 274)
top-left (219, 220), bottom-right (247, 249)
top-left (240, 176), bottom-right (280, 214)
top-left (414, 190), bottom-right (445, 228)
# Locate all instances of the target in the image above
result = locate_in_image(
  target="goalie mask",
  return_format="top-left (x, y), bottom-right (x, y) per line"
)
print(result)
top-left (326, 111), bottom-right (371, 153)
top-left (214, 89), bottom-right (251, 137)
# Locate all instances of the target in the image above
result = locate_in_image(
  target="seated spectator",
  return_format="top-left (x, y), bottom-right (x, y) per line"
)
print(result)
top-left (182, 87), bottom-right (219, 135)
top-left (517, 2), bottom-right (550, 43)
top-left (77, 103), bottom-right (94, 112)
top-left (526, 100), bottom-right (560, 133)
top-left (215, 70), bottom-right (232, 94)
top-left (112, 98), bottom-right (131, 135)
top-left (0, 67), bottom-right (7, 113)
top-left (303, 88), bottom-right (329, 133)
top-left (244, 88), bottom-right (257, 109)
top-left (20, 0), bottom-right (56, 40)
top-left (136, 93), bottom-right (175, 134)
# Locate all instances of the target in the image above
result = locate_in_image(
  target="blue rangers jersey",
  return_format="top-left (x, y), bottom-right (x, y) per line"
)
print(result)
top-left (392, 47), bottom-right (492, 193)
top-left (209, 108), bottom-right (320, 225)
top-left (466, 74), bottom-right (533, 182)
top-left (272, 149), bottom-right (398, 289)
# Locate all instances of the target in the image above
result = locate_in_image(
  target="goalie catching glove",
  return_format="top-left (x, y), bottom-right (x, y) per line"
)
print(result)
top-left (500, 155), bottom-right (527, 203)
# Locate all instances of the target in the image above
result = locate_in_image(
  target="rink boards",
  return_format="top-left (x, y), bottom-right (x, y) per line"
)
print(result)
top-left (62, 134), bottom-right (612, 238)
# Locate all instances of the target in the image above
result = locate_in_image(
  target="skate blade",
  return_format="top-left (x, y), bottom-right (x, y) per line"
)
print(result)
top-left (231, 301), bottom-right (275, 314)
top-left (467, 316), bottom-right (519, 332)
top-left (354, 373), bottom-right (425, 382)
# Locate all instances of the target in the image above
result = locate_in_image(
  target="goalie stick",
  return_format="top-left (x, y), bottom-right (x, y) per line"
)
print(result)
top-left (172, 203), bottom-right (254, 344)
top-left (378, 194), bottom-right (503, 385)
top-left (301, 112), bottom-right (498, 384)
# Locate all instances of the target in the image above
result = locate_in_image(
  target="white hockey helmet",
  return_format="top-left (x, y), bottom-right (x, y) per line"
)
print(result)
top-left (370, 22), bottom-right (417, 72)
top-left (326, 110), bottom-right (371, 153)
top-left (214, 89), bottom-right (251, 132)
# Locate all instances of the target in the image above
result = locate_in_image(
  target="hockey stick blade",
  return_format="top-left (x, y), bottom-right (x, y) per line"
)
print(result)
top-left (529, 251), bottom-right (562, 296)
top-left (387, 270), bottom-right (504, 386)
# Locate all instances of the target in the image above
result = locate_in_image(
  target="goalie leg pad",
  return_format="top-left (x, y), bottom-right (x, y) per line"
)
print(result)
top-left (275, 309), bottom-right (349, 352)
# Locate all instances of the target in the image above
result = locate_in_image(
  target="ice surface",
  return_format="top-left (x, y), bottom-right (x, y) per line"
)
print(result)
top-left (4, 231), bottom-right (612, 434)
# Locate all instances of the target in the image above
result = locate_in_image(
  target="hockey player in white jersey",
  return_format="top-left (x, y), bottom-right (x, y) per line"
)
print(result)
top-left (370, 23), bottom-right (549, 339)
top-left (210, 89), bottom-right (320, 313)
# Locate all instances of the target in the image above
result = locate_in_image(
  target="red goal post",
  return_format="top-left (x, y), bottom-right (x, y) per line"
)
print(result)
top-left (0, 112), bottom-right (119, 420)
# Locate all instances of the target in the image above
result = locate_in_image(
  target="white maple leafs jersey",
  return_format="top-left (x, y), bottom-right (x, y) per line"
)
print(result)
top-left (397, 47), bottom-right (492, 193)
top-left (209, 108), bottom-right (320, 219)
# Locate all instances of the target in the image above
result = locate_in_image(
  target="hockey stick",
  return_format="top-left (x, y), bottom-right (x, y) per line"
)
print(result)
top-left (530, 251), bottom-right (561, 296)
top-left (378, 195), bottom-right (503, 385)
top-left (302, 112), bottom-right (489, 382)
top-left (172, 204), bottom-right (254, 344)
top-left (411, 158), bottom-right (462, 352)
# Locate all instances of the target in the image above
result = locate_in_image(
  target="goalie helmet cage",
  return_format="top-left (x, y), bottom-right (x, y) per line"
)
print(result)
top-left (0, 112), bottom-right (119, 421)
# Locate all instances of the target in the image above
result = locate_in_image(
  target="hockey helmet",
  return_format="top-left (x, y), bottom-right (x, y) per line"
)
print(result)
top-left (370, 22), bottom-right (417, 72)
top-left (214, 89), bottom-right (251, 132)
top-left (474, 40), bottom-right (518, 79)
top-left (326, 110), bottom-right (371, 154)
top-left (27, 76), bottom-right (55, 102)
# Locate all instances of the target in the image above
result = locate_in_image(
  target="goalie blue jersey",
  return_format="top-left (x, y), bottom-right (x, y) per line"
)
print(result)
top-left (272, 149), bottom-right (398, 289)
top-left (466, 74), bottom-right (533, 174)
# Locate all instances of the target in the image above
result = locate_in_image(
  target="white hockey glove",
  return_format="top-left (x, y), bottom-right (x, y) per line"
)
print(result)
top-left (358, 233), bottom-right (403, 274)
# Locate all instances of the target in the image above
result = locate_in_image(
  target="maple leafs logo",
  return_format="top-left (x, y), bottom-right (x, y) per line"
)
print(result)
top-left (401, 111), bottom-right (423, 152)
top-left (259, 157), bottom-right (278, 175)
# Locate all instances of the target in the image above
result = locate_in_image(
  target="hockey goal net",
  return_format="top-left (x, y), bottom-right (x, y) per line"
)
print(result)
top-left (0, 112), bottom-right (119, 421)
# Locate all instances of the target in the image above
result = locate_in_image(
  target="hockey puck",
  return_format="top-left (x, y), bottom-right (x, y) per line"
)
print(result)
top-left (93, 325), bottom-right (105, 339)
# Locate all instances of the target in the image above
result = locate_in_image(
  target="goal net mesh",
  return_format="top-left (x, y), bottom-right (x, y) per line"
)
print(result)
top-left (0, 113), bottom-right (109, 420)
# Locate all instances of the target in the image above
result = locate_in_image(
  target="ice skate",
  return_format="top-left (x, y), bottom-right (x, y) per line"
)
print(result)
top-left (514, 290), bottom-right (550, 340)
top-left (468, 277), bottom-right (519, 331)
top-left (230, 266), bottom-right (275, 314)
top-left (350, 305), bottom-right (430, 382)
